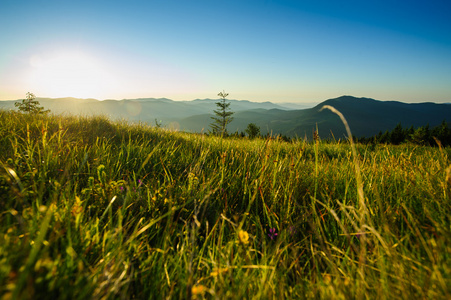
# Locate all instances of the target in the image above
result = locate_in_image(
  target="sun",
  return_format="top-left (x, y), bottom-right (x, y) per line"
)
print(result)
top-left (28, 51), bottom-right (116, 99)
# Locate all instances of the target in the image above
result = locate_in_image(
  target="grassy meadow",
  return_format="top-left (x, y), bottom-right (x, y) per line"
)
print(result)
top-left (0, 110), bottom-right (450, 299)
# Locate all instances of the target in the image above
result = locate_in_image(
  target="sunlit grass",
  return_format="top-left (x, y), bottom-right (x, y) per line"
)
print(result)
top-left (0, 110), bottom-right (450, 299)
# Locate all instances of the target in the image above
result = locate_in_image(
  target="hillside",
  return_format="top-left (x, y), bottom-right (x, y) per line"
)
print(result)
top-left (0, 111), bottom-right (450, 298)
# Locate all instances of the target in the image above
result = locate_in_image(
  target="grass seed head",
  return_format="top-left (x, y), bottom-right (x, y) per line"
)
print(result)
top-left (446, 165), bottom-right (451, 186)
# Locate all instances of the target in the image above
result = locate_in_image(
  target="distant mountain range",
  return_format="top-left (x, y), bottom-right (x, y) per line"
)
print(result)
top-left (1, 95), bottom-right (450, 139)
top-left (0, 96), bottom-right (306, 121)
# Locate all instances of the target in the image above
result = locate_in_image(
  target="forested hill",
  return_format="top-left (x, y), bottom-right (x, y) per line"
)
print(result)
top-left (295, 96), bottom-right (451, 139)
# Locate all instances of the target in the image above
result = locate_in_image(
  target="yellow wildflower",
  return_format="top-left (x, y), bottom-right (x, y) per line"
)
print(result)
top-left (191, 285), bottom-right (207, 296)
top-left (238, 230), bottom-right (249, 245)
top-left (210, 267), bottom-right (229, 277)
top-left (323, 274), bottom-right (332, 284)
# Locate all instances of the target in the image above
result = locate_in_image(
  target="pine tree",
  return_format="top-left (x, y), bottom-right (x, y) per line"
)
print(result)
top-left (210, 90), bottom-right (234, 136)
top-left (15, 92), bottom-right (50, 114)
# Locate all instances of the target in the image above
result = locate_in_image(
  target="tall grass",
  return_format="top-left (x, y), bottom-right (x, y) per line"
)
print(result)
top-left (0, 110), bottom-right (450, 299)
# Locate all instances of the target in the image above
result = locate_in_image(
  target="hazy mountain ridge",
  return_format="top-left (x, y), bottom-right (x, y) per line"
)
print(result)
top-left (1, 95), bottom-right (450, 139)
top-left (0, 97), bottom-right (294, 118)
top-left (178, 96), bottom-right (451, 138)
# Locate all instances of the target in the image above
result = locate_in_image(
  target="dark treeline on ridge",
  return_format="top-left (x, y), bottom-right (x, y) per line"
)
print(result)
top-left (224, 121), bottom-right (451, 147)
top-left (354, 121), bottom-right (451, 146)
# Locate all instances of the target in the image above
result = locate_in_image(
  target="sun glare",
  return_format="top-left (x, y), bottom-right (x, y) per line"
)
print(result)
top-left (28, 51), bottom-right (116, 99)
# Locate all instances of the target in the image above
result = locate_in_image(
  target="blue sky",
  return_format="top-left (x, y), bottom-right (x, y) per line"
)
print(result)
top-left (1, 0), bottom-right (450, 103)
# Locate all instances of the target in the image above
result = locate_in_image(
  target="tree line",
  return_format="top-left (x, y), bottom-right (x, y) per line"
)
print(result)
top-left (354, 122), bottom-right (451, 146)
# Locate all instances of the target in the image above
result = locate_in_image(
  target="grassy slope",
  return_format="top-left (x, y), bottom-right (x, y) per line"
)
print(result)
top-left (0, 110), bottom-right (450, 299)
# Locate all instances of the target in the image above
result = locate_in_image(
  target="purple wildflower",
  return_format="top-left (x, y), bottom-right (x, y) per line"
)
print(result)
top-left (268, 228), bottom-right (278, 240)
top-left (355, 232), bottom-right (365, 239)
top-left (120, 186), bottom-right (124, 192)
top-left (138, 179), bottom-right (142, 186)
